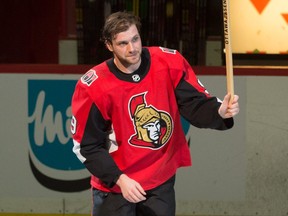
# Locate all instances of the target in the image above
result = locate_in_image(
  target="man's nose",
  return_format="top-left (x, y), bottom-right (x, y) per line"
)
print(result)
top-left (127, 42), bottom-right (135, 52)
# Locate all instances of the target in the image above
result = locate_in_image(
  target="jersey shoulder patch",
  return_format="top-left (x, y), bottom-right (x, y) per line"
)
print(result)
top-left (81, 69), bottom-right (98, 86)
top-left (80, 62), bottom-right (109, 87)
top-left (159, 46), bottom-right (177, 54)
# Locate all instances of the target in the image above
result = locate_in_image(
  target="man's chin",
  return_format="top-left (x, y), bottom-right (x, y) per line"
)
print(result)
top-left (129, 56), bottom-right (141, 63)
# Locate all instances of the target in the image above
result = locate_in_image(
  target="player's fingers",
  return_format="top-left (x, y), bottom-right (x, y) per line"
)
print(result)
top-left (227, 106), bottom-right (239, 116)
top-left (223, 93), bottom-right (231, 106)
top-left (127, 189), bottom-right (146, 203)
top-left (135, 183), bottom-right (146, 196)
top-left (233, 94), bottom-right (239, 103)
top-left (133, 185), bottom-right (146, 202)
top-left (124, 181), bottom-right (146, 203)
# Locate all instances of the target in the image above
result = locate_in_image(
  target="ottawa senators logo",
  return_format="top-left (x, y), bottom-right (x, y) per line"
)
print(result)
top-left (128, 92), bottom-right (173, 149)
top-left (81, 69), bottom-right (98, 86)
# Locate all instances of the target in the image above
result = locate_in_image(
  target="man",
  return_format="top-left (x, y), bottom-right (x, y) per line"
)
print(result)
top-left (71, 11), bottom-right (239, 216)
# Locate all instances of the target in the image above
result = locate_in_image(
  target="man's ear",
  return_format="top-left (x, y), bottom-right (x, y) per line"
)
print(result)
top-left (106, 41), bottom-right (113, 52)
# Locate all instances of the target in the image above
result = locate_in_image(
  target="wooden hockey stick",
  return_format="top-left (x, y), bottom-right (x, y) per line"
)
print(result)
top-left (222, 0), bottom-right (234, 104)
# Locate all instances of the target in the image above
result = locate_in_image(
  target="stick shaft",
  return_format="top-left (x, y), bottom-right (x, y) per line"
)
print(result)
top-left (222, 0), bottom-right (234, 103)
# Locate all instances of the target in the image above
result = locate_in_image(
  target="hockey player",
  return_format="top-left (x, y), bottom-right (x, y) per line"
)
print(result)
top-left (71, 11), bottom-right (239, 216)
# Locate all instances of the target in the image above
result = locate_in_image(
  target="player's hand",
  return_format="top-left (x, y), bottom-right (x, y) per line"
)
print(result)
top-left (116, 174), bottom-right (146, 203)
top-left (218, 93), bottom-right (239, 119)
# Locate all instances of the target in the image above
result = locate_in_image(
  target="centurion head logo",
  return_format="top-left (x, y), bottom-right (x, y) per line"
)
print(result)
top-left (128, 92), bottom-right (173, 149)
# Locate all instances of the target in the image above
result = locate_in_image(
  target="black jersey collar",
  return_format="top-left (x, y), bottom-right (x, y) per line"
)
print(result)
top-left (106, 48), bottom-right (150, 83)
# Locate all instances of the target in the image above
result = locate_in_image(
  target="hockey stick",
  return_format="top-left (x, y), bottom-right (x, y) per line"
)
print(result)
top-left (222, 0), bottom-right (234, 104)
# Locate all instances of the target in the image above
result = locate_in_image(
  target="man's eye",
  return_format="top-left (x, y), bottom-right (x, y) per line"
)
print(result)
top-left (132, 37), bottom-right (139, 42)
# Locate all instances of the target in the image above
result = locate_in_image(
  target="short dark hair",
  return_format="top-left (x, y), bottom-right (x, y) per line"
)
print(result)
top-left (101, 11), bottom-right (141, 44)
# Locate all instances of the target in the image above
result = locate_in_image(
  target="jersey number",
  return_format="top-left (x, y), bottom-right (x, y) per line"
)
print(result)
top-left (71, 116), bottom-right (77, 135)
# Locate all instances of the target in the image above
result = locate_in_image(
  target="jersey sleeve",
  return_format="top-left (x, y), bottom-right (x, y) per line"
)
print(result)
top-left (174, 55), bottom-right (233, 130)
top-left (71, 81), bottom-right (123, 188)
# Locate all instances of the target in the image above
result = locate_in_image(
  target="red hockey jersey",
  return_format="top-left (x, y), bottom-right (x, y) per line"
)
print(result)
top-left (71, 47), bottom-right (233, 193)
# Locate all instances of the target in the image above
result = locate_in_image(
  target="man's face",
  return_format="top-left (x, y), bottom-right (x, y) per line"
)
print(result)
top-left (143, 119), bottom-right (161, 143)
top-left (106, 24), bottom-right (142, 72)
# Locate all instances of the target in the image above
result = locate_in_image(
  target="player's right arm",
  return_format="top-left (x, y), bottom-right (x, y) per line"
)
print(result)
top-left (71, 82), bottom-right (123, 188)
